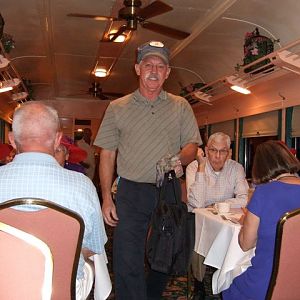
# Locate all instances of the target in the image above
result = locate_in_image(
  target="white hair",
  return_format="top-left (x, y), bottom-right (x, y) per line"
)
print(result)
top-left (207, 132), bottom-right (231, 148)
top-left (12, 102), bottom-right (60, 148)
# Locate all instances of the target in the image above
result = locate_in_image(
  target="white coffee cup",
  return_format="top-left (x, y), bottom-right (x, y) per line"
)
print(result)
top-left (214, 202), bottom-right (230, 214)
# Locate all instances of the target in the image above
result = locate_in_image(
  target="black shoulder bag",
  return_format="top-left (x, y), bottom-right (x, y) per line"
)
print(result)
top-left (146, 171), bottom-right (195, 275)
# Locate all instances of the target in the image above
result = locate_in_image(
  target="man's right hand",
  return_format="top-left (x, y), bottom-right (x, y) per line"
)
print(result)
top-left (196, 148), bottom-right (206, 173)
top-left (102, 198), bottom-right (119, 227)
top-left (196, 148), bottom-right (205, 165)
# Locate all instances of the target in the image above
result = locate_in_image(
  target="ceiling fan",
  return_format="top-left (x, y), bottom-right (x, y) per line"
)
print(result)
top-left (67, 0), bottom-right (190, 41)
top-left (66, 82), bottom-right (124, 100)
top-left (88, 82), bottom-right (124, 100)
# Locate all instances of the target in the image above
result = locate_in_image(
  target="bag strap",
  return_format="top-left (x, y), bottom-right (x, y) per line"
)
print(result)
top-left (158, 170), bottom-right (181, 205)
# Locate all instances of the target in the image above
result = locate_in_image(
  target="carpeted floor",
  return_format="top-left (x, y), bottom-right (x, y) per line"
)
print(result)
top-left (101, 225), bottom-right (222, 300)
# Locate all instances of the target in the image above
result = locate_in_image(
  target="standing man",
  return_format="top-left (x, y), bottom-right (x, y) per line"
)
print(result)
top-left (0, 102), bottom-right (107, 300)
top-left (186, 132), bottom-right (248, 299)
top-left (94, 41), bottom-right (201, 300)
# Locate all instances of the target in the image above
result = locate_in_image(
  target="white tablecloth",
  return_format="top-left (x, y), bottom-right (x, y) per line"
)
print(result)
top-left (193, 208), bottom-right (255, 294)
top-left (90, 252), bottom-right (112, 300)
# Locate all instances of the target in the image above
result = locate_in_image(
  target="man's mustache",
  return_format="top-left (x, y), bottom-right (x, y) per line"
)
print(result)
top-left (146, 73), bottom-right (159, 80)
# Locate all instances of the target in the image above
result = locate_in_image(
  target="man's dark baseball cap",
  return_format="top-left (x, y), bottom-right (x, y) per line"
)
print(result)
top-left (137, 41), bottom-right (170, 64)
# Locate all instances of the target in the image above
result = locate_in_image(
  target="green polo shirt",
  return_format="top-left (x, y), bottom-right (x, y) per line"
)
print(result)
top-left (94, 89), bottom-right (201, 183)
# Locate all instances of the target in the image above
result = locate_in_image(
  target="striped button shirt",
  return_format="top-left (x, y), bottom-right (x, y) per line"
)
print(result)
top-left (186, 158), bottom-right (249, 210)
top-left (0, 152), bottom-right (107, 279)
top-left (94, 89), bottom-right (201, 183)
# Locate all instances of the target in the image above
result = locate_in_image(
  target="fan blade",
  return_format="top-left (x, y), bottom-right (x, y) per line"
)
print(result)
top-left (108, 24), bottom-right (128, 42)
top-left (65, 92), bottom-right (88, 97)
top-left (67, 13), bottom-right (118, 21)
top-left (103, 92), bottom-right (124, 98)
top-left (141, 21), bottom-right (190, 40)
top-left (97, 93), bottom-right (109, 100)
top-left (139, 0), bottom-right (173, 20)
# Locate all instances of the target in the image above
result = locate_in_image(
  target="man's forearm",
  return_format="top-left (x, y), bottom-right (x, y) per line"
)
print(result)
top-left (186, 162), bottom-right (207, 208)
top-left (179, 143), bottom-right (198, 166)
top-left (99, 149), bottom-right (116, 202)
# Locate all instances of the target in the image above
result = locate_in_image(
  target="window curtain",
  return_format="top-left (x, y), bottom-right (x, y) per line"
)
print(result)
top-left (210, 120), bottom-right (235, 141)
top-left (242, 110), bottom-right (278, 138)
top-left (291, 105), bottom-right (300, 137)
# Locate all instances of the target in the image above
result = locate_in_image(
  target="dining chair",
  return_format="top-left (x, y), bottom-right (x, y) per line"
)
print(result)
top-left (266, 208), bottom-right (300, 300)
top-left (0, 221), bottom-right (53, 300)
top-left (0, 198), bottom-right (85, 300)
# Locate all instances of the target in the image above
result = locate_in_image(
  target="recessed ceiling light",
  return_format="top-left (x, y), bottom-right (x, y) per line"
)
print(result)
top-left (108, 31), bottom-right (127, 43)
top-left (94, 68), bottom-right (107, 78)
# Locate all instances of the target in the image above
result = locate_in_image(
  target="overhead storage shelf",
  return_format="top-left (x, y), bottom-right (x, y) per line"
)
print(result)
top-left (0, 42), bottom-right (29, 103)
top-left (187, 38), bottom-right (300, 106)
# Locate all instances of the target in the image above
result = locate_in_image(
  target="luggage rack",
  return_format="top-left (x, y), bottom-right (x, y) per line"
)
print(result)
top-left (0, 41), bottom-right (29, 104)
top-left (186, 38), bottom-right (300, 106)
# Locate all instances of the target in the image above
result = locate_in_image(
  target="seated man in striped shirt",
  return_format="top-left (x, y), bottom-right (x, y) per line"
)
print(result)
top-left (186, 131), bottom-right (248, 300)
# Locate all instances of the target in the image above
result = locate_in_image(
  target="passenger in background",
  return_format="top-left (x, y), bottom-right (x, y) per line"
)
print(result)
top-left (0, 143), bottom-right (13, 165)
top-left (6, 147), bottom-right (16, 163)
top-left (0, 102), bottom-right (107, 300)
top-left (56, 135), bottom-right (87, 174)
top-left (186, 132), bottom-right (248, 300)
top-left (76, 128), bottom-right (96, 180)
top-left (54, 143), bottom-right (69, 166)
top-left (222, 140), bottom-right (300, 300)
top-left (187, 132), bottom-right (248, 210)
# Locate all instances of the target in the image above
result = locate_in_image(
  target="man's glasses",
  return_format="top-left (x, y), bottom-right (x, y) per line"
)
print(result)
top-left (208, 148), bottom-right (229, 156)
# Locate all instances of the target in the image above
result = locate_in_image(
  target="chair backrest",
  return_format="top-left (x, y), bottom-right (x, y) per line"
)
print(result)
top-left (266, 208), bottom-right (300, 300)
top-left (0, 198), bottom-right (85, 300)
top-left (0, 221), bottom-right (53, 300)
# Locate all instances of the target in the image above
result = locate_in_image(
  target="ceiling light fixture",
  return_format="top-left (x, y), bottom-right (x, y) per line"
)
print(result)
top-left (108, 31), bottom-right (127, 43)
top-left (0, 86), bottom-right (12, 93)
top-left (226, 75), bottom-right (251, 95)
top-left (230, 85), bottom-right (251, 94)
top-left (0, 80), bottom-right (13, 93)
top-left (94, 68), bottom-right (107, 78)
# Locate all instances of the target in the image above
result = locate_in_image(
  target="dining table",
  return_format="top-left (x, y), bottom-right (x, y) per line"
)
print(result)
top-left (193, 207), bottom-right (255, 294)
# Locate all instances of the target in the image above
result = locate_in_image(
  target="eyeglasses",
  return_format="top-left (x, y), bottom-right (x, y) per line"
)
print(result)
top-left (208, 148), bottom-right (229, 156)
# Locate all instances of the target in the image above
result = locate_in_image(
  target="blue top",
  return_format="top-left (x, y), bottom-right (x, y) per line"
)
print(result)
top-left (223, 181), bottom-right (300, 300)
top-left (0, 152), bottom-right (107, 279)
top-left (64, 161), bottom-right (86, 174)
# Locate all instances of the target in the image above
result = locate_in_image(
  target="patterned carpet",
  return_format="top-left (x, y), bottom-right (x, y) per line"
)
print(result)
top-left (102, 225), bottom-right (222, 300)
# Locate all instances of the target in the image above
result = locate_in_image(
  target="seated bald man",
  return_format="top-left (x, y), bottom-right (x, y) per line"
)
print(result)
top-left (0, 102), bottom-right (107, 299)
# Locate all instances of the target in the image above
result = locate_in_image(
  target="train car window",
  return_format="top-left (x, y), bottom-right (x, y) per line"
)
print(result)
top-left (244, 136), bottom-right (278, 178)
top-left (210, 120), bottom-right (235, 142)
top-left (242, 111), bottom-right (278, 138)
top-left (0, 119), bottom-right (4, 143)
top-left (0, 119), bottom-right (11, 144)
top-left (291, 137), bottom-right (300, 159)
